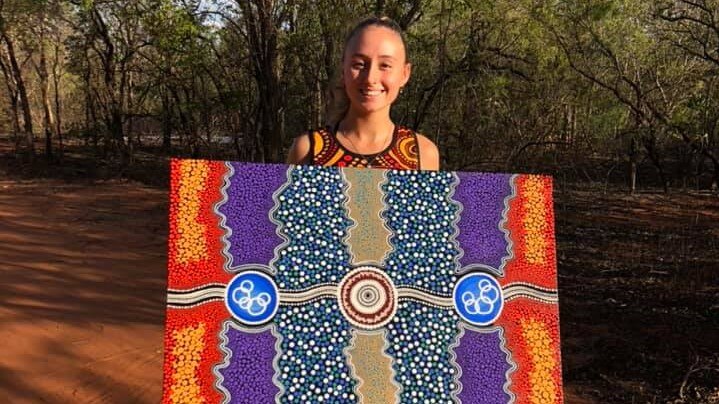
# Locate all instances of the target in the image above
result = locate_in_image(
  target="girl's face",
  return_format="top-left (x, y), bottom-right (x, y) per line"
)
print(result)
top-left (342, 26), bottom-right (411, 116)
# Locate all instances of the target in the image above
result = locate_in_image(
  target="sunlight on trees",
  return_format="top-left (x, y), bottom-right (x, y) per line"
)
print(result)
top-left (0, 0), bottom-right (716, 190)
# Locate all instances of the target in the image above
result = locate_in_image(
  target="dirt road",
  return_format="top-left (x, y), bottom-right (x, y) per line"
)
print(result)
top-left (0, 178), bottom-right (167, 403)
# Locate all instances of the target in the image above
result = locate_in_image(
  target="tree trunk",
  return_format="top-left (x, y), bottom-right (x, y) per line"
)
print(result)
top-left (0, 52), bottom-right (21, 151)
top-left (181, 85), bottom-right (198, 151)
top-left (629, 137), bottom-right (638, 194)
top-left (704, 151), bottom-right (719, 191)
top-left (170, 86), bottom-right (190, 151)
top-left (52, 30), bottom-right (63, 159)
top-left (161, 86), bottom-right (172, 152)
top-left (36, 17), bottom-right (56, 160)
top-left (82, 48), bottom-right (96, 147)
top-left (9, 93), bottom-right (20, 148)
top-left (1, 29), bottom-right (34, 156)
top-left (237, 0), bottom-right (284, 163)
top-left (643, 134), bottom-right (668, 193)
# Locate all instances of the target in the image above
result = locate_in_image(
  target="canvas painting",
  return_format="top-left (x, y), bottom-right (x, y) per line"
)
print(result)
top-left (162, 159), bottom-right (562, 404)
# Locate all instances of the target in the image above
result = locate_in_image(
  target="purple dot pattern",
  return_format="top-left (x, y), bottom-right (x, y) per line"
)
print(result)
top-left (216, 323), bottom-right (280, 403)
top-left (455, 328), bottom-right (513, 403)
top-left (217, 162), bottom-right (289, 269)
top-left (454, 172), bottom-right (514, 273)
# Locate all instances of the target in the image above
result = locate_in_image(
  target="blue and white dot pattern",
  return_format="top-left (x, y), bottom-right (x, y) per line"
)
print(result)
top-left (385, 301), bottom-right (460, 403)
top-left (272, 166), bottom-right (354, 290)
top-left (270, 167), bottom-right (466, 402)
top-left (225, 271), bottom-right (279, 325)
top-left (271, 166), bottom-right (357, 402)
top-left (454, 272), bottom-right (504, 326)
top-left (381, 170), bottom-right (461, 292)
top-left (381, 170), bottom-right (462, 400)
top-left (275, 300), bottom-right (357, 403)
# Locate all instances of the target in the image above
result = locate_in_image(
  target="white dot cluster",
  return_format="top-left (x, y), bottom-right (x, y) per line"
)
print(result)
top-left (273, 166), bottom-right (353, 290)
top-left (385, 301), bottom-right (460, 402)
top-left (382, 170), bottom-right (460, 292)
top-left (276, 300), bottom-right (356, 403)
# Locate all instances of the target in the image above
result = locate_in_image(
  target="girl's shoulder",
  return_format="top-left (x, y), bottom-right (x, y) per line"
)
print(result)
top-left (409, 129), bottom-right (440, 171)
top-left (298, 126), bottom-right (333, 146)
top-left (387, 126), bottom-right (439, 171)
top-left (287, 126), bottom-right (333, 165)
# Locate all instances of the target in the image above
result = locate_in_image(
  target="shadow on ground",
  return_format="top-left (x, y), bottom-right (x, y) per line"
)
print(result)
top-left (1, 139), bottom-right (718, 403)
top-left (0, 175), bottom-right (168, 402)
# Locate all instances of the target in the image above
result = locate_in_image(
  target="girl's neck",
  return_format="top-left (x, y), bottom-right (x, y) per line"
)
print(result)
top-left (339, 109), bottom-right (395, 143)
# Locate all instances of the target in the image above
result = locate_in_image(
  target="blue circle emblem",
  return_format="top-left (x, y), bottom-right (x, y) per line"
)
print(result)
top-left (453, 272), bottom-right (503, 326)
top-left (225, 271), bottom-right (279, 325)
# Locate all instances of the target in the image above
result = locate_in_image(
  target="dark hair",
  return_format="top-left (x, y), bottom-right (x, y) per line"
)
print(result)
top-left (326, 16), bottom-right (409, 126)
top-left (342, 16), bottom-right (409, 63)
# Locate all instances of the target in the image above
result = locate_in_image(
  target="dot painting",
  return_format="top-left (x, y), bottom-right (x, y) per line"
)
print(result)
top-left (163, 159), bottom-right (563, 404)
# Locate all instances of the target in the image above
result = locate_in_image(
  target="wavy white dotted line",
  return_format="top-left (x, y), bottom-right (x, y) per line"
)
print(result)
top-left (168, 282), bottom-right (558, 308)
top-left (167, 286), bottom-right (225, 307)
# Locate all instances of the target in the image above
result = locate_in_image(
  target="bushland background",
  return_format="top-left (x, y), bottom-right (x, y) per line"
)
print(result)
top-left (0, 0), bottom-right (717, 403)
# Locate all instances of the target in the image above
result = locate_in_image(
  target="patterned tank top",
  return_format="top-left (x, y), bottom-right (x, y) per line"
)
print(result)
top-left (309, 124), bottom-right (420, 169)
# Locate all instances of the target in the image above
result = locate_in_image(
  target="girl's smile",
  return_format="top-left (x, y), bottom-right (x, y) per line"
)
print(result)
top-left (359, 89), bottom-right (385, 96)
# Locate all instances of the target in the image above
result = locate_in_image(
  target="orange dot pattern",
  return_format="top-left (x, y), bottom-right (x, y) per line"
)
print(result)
top-left (521, 176), bottom-right (549, 265)
top-left (175, 160), bottom-right (210, 264)
top-left (167, 159), bottom-right (231, 289)
top-left (169, 323), bottom-right (206, 404)
top-left (162, 303), bottom-right (225, 404)
top-left (497, 300), bottom-right (563, 404)
top-left (163, 158), bottom-right (233, 404)
top-left (497, 174), bottom-right (562, 402)
top-left (521, 318), bottom-right (559, 404)
top-left (311, 126), bottom-right (420, 169)
top-left (502, 174), bottom-right (557, 288)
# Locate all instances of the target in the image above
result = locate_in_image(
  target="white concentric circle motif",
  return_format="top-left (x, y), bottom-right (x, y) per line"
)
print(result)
top-left (338, 266), bottom-right (397, 330)
top-left (350, 279), bottom-right (388, 314)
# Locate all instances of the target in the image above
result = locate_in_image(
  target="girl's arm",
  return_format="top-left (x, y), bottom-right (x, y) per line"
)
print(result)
top-left (417, 134), bottom-right (440, 171)
top-left (286, 133), bottom-right (312, 165)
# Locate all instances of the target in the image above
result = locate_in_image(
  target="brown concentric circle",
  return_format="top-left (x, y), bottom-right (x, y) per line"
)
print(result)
top-left (338, 266), bottom-right (397, 330)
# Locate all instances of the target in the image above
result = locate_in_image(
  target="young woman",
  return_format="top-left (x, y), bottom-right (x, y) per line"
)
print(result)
top-left (287, 16), bottom-right (440, 170)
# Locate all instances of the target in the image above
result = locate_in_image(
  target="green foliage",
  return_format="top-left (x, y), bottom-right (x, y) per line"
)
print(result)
top-left (1, 0), bottom-right (717, 187)
top-left (146, 0), bottom-right (200, 51)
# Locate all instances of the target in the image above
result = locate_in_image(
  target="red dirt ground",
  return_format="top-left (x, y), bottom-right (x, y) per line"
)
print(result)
top-left (0, 177), bottom-right (167, 403)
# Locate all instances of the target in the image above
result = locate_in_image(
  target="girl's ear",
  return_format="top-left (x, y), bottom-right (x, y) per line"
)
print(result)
top-left (402, 62), bottom-right (412, 87)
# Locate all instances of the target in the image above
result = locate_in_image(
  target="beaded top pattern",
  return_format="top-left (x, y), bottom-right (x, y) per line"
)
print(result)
top-left (162, 159), bottom-right (563, 404)
top-left (310, 125), bottom-right (420, 169)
